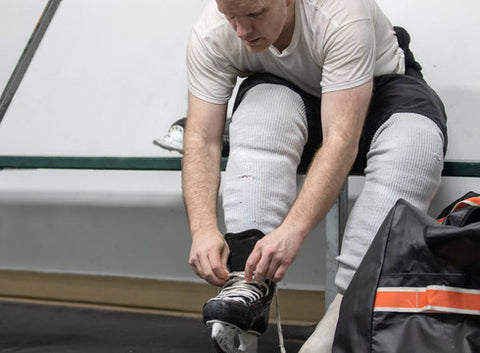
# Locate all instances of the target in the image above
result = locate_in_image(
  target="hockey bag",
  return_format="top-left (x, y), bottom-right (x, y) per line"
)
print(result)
top-left (333, 192), bottom-right (480, 353)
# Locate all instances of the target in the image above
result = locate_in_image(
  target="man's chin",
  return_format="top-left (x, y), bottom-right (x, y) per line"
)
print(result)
top-left (245, 43), bottom-right (269, 53)
top-left (244, 38), bottom-right (269, 53)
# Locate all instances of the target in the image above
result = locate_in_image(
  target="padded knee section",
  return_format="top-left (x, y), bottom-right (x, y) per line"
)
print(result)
top-left (223, 84), bottom-right (308, 234)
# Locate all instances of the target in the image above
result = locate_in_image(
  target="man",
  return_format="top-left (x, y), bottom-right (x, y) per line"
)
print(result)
top-left (182, 0), bottom-right (447, 352)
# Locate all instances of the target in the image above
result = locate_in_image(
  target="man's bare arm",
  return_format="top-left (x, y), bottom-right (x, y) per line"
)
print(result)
top-left (182, 92), bottom-right (229, 286)
top-left (245, 79), bottom-right (373, 282)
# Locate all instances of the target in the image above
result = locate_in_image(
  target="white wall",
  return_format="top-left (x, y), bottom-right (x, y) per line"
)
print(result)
top-left (0, 0), bottom-right (479, 290)
top-left (376, 0), bottom-right (480, 160)
top-left (0, 0), bottom-right (205, 156)
top-left (0, 0), bottom-right (48, 92)
top-left (372, 0), bottom-right (480, 216)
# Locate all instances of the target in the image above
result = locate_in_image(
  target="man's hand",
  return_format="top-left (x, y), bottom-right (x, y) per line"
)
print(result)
top-left (182, 93), bottom-right (228, 286)
top-left (244, 226), bottom-right (303, 283)
top-left (243, 80), bottom-right (373, 284)
top-left (189, 229), bottom-right (230, 286)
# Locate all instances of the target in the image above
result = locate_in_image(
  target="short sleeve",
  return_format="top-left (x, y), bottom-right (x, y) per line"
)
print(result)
top-left (186, 28), bottom-right (238, 104)
top-left (320, 20), bottom-right (375, 93)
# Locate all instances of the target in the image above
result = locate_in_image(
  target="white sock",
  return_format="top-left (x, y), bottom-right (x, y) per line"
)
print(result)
top-left (223, 84), bottom-right (308, 234)
top-left (335, 113), bottom-right (445, 292)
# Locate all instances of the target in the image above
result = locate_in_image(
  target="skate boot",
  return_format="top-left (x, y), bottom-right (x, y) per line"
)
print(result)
top-left (153, 118), bottom-right (231, 156)
top-left (153, 118), bottom-right (186, 153)
top-left (203, 229), bottom-right (276, 353)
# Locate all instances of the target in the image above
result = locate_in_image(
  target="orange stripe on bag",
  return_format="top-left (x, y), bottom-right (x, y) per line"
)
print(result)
top-left (436, 196), bottom-right (480, 223)
top-left (374, 286), bottom-right (480, 315)
top-left (451, 197), bottom-right (480, 211)
top-left (437, 217), bottom-right (445, 223)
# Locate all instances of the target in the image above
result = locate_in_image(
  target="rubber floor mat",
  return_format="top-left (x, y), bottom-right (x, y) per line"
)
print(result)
top-left (0, 301), bottom-right (305, 352)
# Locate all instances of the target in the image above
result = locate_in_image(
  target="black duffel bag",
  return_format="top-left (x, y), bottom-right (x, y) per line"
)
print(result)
top-left (333, 192), bottom-right (480, 353)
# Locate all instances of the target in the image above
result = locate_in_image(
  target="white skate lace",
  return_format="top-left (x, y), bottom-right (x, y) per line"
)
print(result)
top-left (275, 286), bottom-right (286, 353)
top-left (214, 271), bottom-right (267, 304)
top-left (215, 271), bottom-right (286, 353)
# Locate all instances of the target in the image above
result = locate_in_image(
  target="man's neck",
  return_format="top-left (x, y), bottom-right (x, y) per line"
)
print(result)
top-left (273, 4), bottom-right (296, 53)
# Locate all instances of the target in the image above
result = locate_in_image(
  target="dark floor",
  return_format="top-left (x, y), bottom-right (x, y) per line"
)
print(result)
top-left (0, 301), bottom-right (311, 352)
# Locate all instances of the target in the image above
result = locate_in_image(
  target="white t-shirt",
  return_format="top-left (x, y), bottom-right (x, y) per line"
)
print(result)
top-left (187, 0), bottom-right (405, 104)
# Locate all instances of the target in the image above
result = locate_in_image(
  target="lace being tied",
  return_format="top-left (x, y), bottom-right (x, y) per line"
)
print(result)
top-left (218, 271), bottom-right (286, 353)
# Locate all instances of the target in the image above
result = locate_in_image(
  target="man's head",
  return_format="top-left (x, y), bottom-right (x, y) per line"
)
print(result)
top-left (216, 0), bottom-right (295, 53)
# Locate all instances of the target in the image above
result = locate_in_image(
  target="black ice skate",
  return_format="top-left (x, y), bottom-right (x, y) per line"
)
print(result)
top-left (202, 229), bottom-right (276, 353)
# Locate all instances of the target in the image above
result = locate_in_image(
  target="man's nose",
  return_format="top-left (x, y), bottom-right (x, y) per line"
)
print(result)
top-left (235, 17), bottom-right (252, 38)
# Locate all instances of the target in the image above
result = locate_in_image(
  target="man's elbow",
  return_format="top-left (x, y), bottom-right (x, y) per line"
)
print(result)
top-left (327, 132), bottom-right (359, 154)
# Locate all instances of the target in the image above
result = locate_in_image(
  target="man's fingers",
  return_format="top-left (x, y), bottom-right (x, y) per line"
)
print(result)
top-left (204, 272), bottom-right (226, 286)
top-left (190, 252), bottom-right (223, 286)
top-left (188, 233), bottom-right (230, 286)
top-left (202, 260), bottom-right (227, 286)
top-left (255, 252), bottom-right (280, 282)
top-left (245, 250), bottom-right (262, 282)
top-left (209, 250), bottom-right (230, 281)
top-left (265, 260), bottom-right (280, 281)
top-left (246, 242), bottom-right (284, 282)
top-left (189, 256), bottom-right (206, 281)
top-left (273, 264), bottom-right (288, 283)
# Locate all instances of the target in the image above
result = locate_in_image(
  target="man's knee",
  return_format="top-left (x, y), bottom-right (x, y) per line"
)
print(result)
top-left (230, 83), bottom-right (308, 152)
top-left (364, 113), bottom-right (444, 208)
top-left (368, 113), bottom-right (444, 171)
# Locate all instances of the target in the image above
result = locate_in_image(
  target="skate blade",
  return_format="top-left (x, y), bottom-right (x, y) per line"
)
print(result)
top-left (209, 321), bottom-right (258, 353)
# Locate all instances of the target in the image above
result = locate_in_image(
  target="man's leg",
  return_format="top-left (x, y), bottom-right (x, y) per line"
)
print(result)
top-left (223, 83), bottom-right (308, 235)
top-left (204, 82), bottom-right (309, 352)
top-left (335, 113), bottom-right (445, 291)
top-left (300, 113), bottom-right (445, 353)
